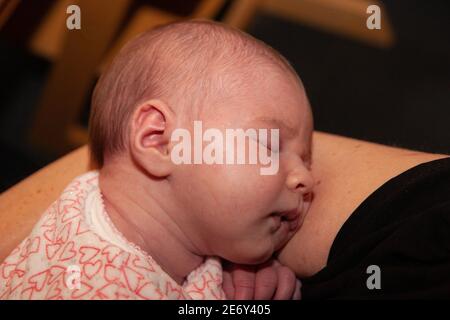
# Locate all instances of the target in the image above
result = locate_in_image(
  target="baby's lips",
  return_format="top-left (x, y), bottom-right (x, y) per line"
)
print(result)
top-left (282, 208), bottom-right (300, 221)
top-left (288, 216), bottom-right (300, 231)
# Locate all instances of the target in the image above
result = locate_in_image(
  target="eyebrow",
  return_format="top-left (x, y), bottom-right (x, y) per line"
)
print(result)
top-left (251, 117), bottom-right (298, 138)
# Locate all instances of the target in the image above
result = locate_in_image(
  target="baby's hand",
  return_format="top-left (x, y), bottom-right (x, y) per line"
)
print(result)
top-left (222, 259), bottom-right (301, 300)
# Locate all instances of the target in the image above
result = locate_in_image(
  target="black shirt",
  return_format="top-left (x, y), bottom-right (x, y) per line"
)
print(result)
top-left (301, 157), bottom-right (450, 299)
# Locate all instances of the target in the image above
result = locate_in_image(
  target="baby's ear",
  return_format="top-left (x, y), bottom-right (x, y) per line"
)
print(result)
top-left (130, 100), bottom-right (175, 177)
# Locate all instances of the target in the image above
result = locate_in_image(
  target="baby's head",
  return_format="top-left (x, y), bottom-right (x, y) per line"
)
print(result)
top-left (89, 20), bottom-right (314, 264)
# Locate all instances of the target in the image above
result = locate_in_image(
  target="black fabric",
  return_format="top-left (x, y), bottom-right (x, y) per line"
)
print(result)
top-left (301, 157), bottom-right (450, 299)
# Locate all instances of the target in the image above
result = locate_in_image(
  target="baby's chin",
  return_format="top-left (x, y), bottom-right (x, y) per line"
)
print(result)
top-left (219, 218), bottom-right (302, 264)
top-left (223, 241), bottom-right (278, 265)
top-left (223, 246), bottom-right (274, 265)
top-left (230, 253), bottom-right (273, 266)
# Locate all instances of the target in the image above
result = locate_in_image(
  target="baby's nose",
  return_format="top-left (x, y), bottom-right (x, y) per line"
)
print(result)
top-left (286, 166), bottom-right (314, 195)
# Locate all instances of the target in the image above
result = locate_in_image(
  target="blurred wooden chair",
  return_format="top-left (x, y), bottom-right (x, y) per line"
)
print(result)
top-left (0, 0), bottom-right (21, 29)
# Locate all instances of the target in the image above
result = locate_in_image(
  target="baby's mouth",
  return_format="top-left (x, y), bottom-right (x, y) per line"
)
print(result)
top-left (270, 208), bottom-right (301, 231)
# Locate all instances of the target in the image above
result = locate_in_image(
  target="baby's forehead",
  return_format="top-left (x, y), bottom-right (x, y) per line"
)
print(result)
top-left (205, 86), bottom-right (310, 133)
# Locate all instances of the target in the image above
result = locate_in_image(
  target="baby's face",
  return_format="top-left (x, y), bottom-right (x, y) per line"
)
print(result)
top-left (170, 71), bottom-right (314, 264)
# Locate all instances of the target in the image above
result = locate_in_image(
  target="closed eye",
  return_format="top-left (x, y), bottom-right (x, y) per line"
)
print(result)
top-left (262, 140), bottom-right (280, 153)
top-left (257, 135), bottom-right (280, 153)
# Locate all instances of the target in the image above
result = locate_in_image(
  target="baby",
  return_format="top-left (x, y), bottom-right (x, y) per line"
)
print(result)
top-left (0, 20), bottom-right (314, 299)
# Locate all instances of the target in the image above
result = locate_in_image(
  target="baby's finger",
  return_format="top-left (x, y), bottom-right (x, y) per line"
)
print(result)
top-left (273, 265), bottom-right (296, 300)
top-left (222, 270), bottom-right (235, 299)
top-left (254, 264), bottom-right (278, 300)
top-left (292, 279), bottom-right (302, 300)
top-left (232, 266), bottom-right (256, 300)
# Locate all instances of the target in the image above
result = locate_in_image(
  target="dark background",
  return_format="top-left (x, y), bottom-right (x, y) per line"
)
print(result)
top-left (0, 0), bottom-right (449, 192)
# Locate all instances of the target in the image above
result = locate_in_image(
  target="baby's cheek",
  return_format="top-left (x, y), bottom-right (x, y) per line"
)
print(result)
top-left (187, 162), bottom-right (284, 217)
top-left (255, 173), bottom-right (286, 198)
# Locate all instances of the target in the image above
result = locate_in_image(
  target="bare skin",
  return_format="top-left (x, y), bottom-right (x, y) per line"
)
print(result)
top-left (1, 132), bottom-right (447, 276)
